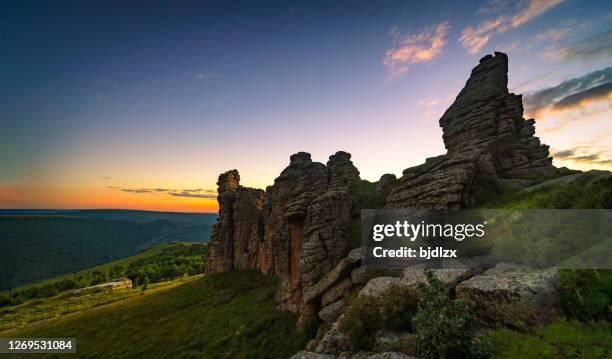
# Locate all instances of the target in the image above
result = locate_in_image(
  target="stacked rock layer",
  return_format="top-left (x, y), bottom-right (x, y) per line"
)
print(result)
top-left (207, 151), bottom-right (360, 321)
top-left (386, 52), bottom-right (558, 209)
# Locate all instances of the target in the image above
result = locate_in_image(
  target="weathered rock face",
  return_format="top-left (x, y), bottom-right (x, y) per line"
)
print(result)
top-left (456, 264), bottom-right (560, 328)
top-left (207, 151), bottom-right (360, 321)
top-left (387, 52), bottom-right (558, 209)
top-left (207, 170), bottom-right (265, 272)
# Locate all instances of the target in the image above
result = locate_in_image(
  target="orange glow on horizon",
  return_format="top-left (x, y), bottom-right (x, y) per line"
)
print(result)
top-left (0, 184), bottom-right (219, 213)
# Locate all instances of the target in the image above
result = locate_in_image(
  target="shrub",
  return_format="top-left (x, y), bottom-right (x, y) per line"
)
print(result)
top-left (380, 285), bottom-right (421, 332)
top-left (340, 294), bottom-right (381, 349)
top-left (556, 269), bottom-right (612, 321)
top-left (413, 271), bottom-right (474, 359)
top-left (340, 284), bottom-right (420, 349)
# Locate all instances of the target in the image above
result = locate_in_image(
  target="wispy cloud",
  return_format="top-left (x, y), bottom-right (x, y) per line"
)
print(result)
top-left (196, 72), bottom-right (219, 80)
top-left (418, 98), bottom-right (440, 107)
top-left (510, 0), bottom-right (565, 27)
top-left (460, 16), bottom-right (506, 54)
top-left (523, 67), bottom-right (612, 117)
top-left (96, 94), bottom-right (104, 103)
top-left (551, 146), bottom-right (612, 166)
top-left (535, 27), bottom-right (571, 42)
top-left (383, 21), bottom-right (450, 80)
top-left (542, 29), bottom-right (612, 61)
top-left (553, 83), bottom-right (612, 111)
top-left (460, 0), bottom-right (565, 54)
top-left (108, 186), bottom-right (216, 199)
top-left (168, 192), bottom-right (216, 199)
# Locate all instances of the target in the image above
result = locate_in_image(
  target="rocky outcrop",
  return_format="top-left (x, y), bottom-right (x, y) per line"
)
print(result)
top-left (319, 299), bottom-right (345, 324)
top-left (207, 170), bottom-right (264, 272)
top-left (387, 52), bottom-right (559, 209)
top-left (456, 264), bottom-right (560, 328)
top-left (207, 151), bottom-right (360, 323)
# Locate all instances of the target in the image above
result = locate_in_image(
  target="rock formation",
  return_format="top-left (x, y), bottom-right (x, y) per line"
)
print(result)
top-left (207, 151), bottom-right (360, 322)
top-left (208, 52), bottom-right (575, 343)
top-left (386, 52), bottom-right (559, 209)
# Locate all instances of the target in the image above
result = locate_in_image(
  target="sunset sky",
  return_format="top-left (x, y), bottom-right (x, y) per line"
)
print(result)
top-left (1, 0), bottom-right (611, 212)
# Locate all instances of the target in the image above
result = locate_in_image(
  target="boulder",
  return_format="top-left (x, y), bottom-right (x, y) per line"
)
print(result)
top-left (400, 267), bottom-right (482, 289)
top-left (322, 278), bottom-right (353, 307)
top-left (456, 265), bottom-right (560, 328)
top-left (303, 247), bottom-right (364, 304)
top-left (351, 266), bottom-right (368, 284)
top-left (374, 330), bottom-right (415, 354)
top-left (315, 314), bottom-right (354, 354)
top-left (290, 351), bottom-right (334, 359)
top-left (359, 277), bottom-right (401, 299)
top-left (367, 353), bottom-right (419, 359)
top-left (319, 299), bottom-right (345, 324)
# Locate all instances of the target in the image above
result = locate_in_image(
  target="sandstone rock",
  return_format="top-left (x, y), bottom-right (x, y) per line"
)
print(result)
top-left (456, 265), bottom-right (560, 328)
top-left (319, 299), bottom-right (345, 323)
top-left (290, 351), bottom-right (334, 359)
top-left (321, 278), bottom-right (353, 307)
top-left (339, 351), bottom-right (373, 359)
top-left (375, 174), bottom-right (398, 194)
top-left (351, 266), bottom-right (367, 284)
top-left (374, 330), bottom-right (415, 354)
top-left (303, 247), bottom-right (364, 304)
top-left (400, 267), bottom-right (482, 289)
top-left (358, 277), bottom-right (401, 299)
top-left (208, 151), bottom-right (361, 323)
top-left (367, 353), bottom-right (419, 359)
top-left (207, 170), bottom-right (264, 272)
top-left (386, 52), bottom-right (559, 209)
top-left (316, 314), bottom-right (353, 354)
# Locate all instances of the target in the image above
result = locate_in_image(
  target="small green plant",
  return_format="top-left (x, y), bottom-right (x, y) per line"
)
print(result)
top-left (413, 270), bottom-right (474, 359)
top-left (556, 269), bottom-right (612, 321)
top-left (380, 285), bottom-right (421, 332)
top-left (339, 284), bottom-right (420, 349)
top-left (340, 294), bottom-right (381, 349)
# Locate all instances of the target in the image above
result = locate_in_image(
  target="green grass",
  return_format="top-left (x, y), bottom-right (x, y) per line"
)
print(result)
top-left (0, 276), bottom-right (199, 332)
top-left (472, 178), bottom-right (612, 209)
top-left (1, 242), bottom-right (206, 307)
top-left (0, 215), bottom-right (213, 291)
top-left (3, 271), bottom-right (310, 359)
top-left (490, 320), bottom-right (612, 358)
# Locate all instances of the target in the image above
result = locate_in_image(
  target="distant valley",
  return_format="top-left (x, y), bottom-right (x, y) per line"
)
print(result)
top-left (0, 209), bottom-right (217, 291)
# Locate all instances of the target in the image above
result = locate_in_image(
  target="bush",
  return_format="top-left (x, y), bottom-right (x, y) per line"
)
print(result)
top-left (413, 271), bottom-right (474, 359)
top-left (340, 284), bottom-right (420, 349)
top-left (556, 269), bottom-right (612, 321)
top-left (380, 285), bottom-right (421, 332)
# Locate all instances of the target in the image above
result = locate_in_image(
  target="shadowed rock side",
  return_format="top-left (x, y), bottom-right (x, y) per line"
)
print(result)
top-left (207, 151), bottom-right (360, 322)
top-left (206, 170), bottom-right (265, 272)
top-left (386, 52), bottom-right (559, 209)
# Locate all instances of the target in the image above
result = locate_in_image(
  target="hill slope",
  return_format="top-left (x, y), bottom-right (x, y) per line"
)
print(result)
top-left (3, 271), bottom-right (309, 359)
top-left (0, 211), bottom-right (216, 290)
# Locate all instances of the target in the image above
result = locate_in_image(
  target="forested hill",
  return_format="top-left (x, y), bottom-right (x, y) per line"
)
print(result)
top-left (0, 210), bottom-right (217, 291)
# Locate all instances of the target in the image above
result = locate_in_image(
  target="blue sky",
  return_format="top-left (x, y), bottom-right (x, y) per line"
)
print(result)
top-left (1, 0), bottom-right (610, 211)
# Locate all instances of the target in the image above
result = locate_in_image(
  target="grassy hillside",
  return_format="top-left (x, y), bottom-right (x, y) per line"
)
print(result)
top-left (0, 212), bottom-right (216, 290)
top-left (471, 176), bottom-right (612, 209)
top-left (2, 271), bottom-right (309, 359)
top-left (0, 242), bottom-right (207, 307)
